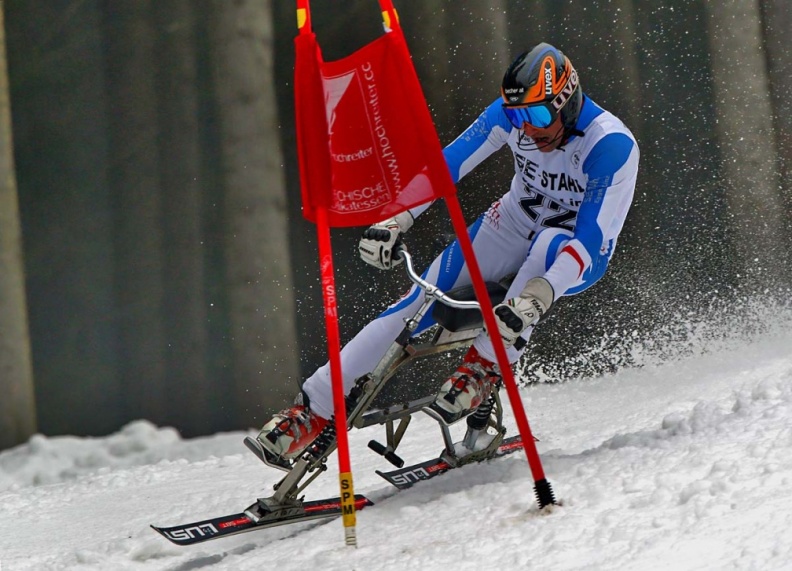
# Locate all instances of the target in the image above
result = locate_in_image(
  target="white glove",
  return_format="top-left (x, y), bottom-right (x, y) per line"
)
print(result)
top-left (358, 211), bottom-right (414, 270)
top-left (492, 277), bottom-right (555, 347)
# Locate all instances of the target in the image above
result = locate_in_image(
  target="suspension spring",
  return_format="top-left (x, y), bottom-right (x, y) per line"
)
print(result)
top-left (306, 419), bottom-right (337, 461)
top-left (467, 393), bottom-right (495, 432)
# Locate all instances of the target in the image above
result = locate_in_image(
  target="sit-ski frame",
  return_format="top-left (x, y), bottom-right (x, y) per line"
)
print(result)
top-left (244, 244), bottom-right (512, 522)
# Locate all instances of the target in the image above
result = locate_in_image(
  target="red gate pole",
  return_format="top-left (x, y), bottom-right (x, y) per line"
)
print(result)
top-left (370, 0), bottom-right (555, 509)
top-left (296, 0), bottom-right (359, 546)
top-left (444, 195), bottom-right (556, 508)
top-left (315, 208), bottom-right (359, 546)
top-left (374, 0), bottom-right (556, 509)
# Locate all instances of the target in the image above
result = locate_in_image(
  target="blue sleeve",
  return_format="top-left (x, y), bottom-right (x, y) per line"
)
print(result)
top-left (442, 98), bottom-right (512, 183)
top-left (573, 133), bottom-right (636, 259)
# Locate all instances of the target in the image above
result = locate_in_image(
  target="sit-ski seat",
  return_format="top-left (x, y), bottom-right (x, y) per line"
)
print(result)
top-left (431, 281), bottom-right (509, 333)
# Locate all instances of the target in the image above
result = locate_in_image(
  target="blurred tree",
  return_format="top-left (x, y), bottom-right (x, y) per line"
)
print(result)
top-left (703, 0), bottom-right (788, 286)
top-left (102, 1), bottom-right (169, 425)
top-left (153, 0), bottom-right (212, 436)
top-left (400, 1), bottom-right (452, 140)
top-left (446, 0), bottom-right (508, 133)
top-left (208, 0), bottom-right (300, 428)
top-left (506, 0), bottom-right (548, 51)
top-left (270, 0), bottom-right (319, 391)
top-left (0, 0), bottom-right (36, 450)
top-left (560, 0), bottom-right (643, 135)
top-left (760, 0), bottom-right (792, 243)
top-left (445, 0), bottom-right (509, 220)
top-left (398, 3), bottom-right (456, 263)
top-left (7, 0), bottom-right (122, 436)
top-left (630, 1), bottom-right (729, 296)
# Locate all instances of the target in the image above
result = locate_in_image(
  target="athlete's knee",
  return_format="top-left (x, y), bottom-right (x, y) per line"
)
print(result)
top-left (561, 253), bottom-right (611, 296)
top-left (527, 228), bottom-right (574, 265)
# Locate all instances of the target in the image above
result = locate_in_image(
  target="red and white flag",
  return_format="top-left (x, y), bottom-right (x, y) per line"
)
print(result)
top-left (294, 29), bottom-right (453, 227)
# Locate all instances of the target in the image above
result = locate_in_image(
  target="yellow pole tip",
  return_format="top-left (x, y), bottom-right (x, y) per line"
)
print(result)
top-left (381, 10), bottom-right (399, 29)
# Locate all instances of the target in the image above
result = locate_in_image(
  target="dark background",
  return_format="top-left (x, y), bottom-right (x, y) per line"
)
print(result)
top-left (1, 0), bottom-right (789, 449)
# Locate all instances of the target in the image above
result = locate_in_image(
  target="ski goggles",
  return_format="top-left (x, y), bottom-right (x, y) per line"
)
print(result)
top-left (502, 103), bottom-right (556, 129)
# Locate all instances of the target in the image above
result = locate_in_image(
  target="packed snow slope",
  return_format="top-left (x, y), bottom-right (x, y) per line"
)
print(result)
top-left (2, 305), bottom-right (792, 571)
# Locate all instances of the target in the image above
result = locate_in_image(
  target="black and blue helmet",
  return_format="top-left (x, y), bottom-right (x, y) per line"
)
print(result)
top-left (501, 43), bottom-right (583, 135)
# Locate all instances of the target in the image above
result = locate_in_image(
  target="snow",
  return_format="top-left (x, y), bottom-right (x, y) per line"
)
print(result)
top-left (2, 309), bottom-right (792, 570)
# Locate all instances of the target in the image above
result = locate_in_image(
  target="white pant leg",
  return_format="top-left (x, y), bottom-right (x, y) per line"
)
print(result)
top-left (472, 227), bottom-right (573, 364)
top-left (507, 228), bottom-right (574, 297)
top-left (304, 211), bottom-right (532, 419)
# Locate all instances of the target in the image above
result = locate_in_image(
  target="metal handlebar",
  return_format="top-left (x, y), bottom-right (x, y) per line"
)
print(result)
top-left (394, 244), bottom-right (481, 310)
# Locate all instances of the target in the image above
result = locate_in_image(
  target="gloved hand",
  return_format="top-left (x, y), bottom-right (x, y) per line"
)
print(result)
top-left (358, 211), bottom-right (414, 270)
top-left (492, 277), bottom-right (555, 347)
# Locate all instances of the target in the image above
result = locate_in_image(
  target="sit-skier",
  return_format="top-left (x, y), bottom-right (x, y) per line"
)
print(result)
top-left (257, 43), bottom-right (640, 460)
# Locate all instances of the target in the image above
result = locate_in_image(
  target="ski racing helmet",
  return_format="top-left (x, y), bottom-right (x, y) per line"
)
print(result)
top-left (501, 43), bottom-right (583, 137)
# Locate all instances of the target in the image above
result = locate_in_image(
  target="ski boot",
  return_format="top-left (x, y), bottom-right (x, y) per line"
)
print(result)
top-left (245, 392), bottom-right (328, 470)
top-left (429, 346), bottom-right (501, 424)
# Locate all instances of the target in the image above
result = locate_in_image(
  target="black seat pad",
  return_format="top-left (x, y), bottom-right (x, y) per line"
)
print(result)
top-left (431, 282), bottom-right (509, 332)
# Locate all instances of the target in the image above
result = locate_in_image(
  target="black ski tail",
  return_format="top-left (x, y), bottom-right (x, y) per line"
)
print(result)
top-left (377, 435), bottom-right (524, 490)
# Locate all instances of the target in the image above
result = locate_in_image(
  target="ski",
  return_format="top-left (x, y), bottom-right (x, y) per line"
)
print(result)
top-left (376, 435), bottom-right (524, 490)
top-left (154, 435), bottom-right (524, 545)
top-left (152, 494), bottom-right (373, 546)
